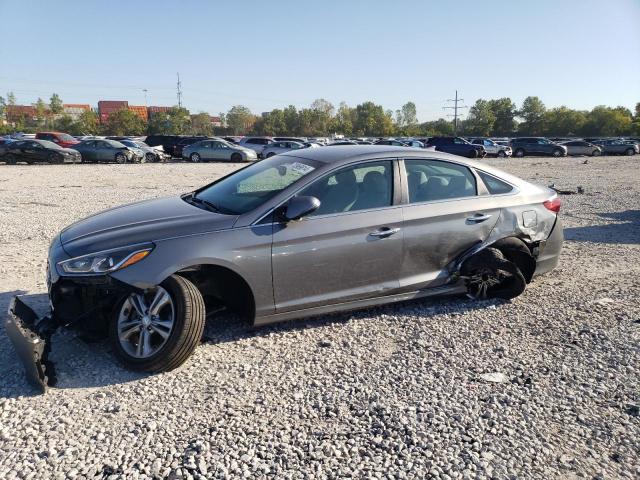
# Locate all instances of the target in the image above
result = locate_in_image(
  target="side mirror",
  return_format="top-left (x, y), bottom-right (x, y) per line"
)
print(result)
top-left (282, 196), bottom-right (320, 221)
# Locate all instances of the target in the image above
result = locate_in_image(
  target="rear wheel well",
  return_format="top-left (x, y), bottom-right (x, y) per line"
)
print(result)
top-left (491, 237), bottom-right (536, 283)
top-left (175, 265), bottom-right (255, 323)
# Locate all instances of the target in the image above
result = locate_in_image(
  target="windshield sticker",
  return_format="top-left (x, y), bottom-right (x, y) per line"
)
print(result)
top-left (290, 162), bottom-right (315, 175)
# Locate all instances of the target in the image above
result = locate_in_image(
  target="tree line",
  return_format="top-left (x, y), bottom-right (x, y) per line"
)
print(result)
top-left (1, 92), bottom-right (639, 138)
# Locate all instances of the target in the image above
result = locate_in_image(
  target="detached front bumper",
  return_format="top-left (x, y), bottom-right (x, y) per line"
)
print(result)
top-left (6, 275), bottom-right (134, 393)
top-left (5, 297), bottom-right (56, 392)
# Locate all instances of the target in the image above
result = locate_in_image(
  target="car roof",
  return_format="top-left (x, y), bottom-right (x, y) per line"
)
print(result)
top-left (278, 145), bottom-right (537, 191)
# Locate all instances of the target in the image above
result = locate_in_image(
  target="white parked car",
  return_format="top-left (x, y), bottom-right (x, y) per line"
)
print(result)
top-left (470, 138), bottom-right (512, 158)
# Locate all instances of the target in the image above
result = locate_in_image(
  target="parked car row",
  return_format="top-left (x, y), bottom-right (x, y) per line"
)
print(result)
top-left (2, 132), bottom-right (638, 165)
top-left (0, 132), bottom-right (170, 165)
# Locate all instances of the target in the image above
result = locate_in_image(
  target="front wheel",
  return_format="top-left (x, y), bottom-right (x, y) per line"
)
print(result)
top-left (110, 274), bottom-right (205, 372)
top-left (468, 149), bottom-right (478, 158)
top-left (514, 148), bottom-right (525, 158)
top-left (190, 152), bottom-right (201, 163)
top-left (145, 152), bottom-right (155, 163)
top-left (552, 149), bottom-right (563, 157)
top-left (115, 153), bottom-right (127, 164)
top-left (265, 152), bottom-right (275, 158)
top-left (625, 148), bottom-right (635, 156)
top-left (230, 152), bottom-right (242, 162)
top-left (461, 248), bottom-right (526, 300)
top-left (4, 153), bottom-right (17, 165)
top-left (497, 150), bottom-right (506, 158)
top-left (592, 149), bottom-right (601, 157)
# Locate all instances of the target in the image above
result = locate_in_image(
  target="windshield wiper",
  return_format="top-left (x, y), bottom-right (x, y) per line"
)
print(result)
top-left (187, 193), bottom-right (236, 215)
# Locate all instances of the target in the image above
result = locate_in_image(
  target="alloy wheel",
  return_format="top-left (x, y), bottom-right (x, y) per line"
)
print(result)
top-left (117, 287), bottom-right (175, 359)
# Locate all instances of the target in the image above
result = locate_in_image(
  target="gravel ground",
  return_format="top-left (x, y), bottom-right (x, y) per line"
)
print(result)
top-left (0, 156), bottom-right (638, 479)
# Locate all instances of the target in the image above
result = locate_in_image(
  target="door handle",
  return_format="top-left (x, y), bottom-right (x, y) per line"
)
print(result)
top-left (369, 227), bottom-right (401, 238)
top-left (466, 213), bottom-right (492, 223)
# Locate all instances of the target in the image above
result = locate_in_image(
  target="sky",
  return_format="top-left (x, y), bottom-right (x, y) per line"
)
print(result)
top-left (0, 0), bottom-right (639, 121)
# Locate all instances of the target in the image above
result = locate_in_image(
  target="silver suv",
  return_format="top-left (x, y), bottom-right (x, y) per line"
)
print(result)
top-left (238, 136), bottom-right (274, 157)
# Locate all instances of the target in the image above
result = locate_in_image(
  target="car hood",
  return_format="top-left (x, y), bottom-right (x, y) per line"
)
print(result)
top-left (61, 148), bottom-right (79, 154)
top-left (60, 196), bottom-right (237, 257)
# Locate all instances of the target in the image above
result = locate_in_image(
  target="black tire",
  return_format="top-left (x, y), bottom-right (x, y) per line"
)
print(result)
top-left (552, 149), bottom-right (563, 157)
top-left (461, 247), bottom-right (526, 300)
top-left (514, 148), bottom-right (525, 158)
top-left (190, 152), bottom-right (201, 163)
top-left (48, 153), bottom-right (63, 164)
top-left (145, 152), bottom-right (155, 163)
top-left (231, 152), bottom-right (242, 162)
top-left (625, 148), bottom-right (635, 156)
top-left (468, 149), bottom-right (478, 159)
top-left (265, 152), bottom-right (276, 158)
top-left (115, 152), bottom-right (127, 164)
top-left (592, 150), bottom-right (601, 157)
top-left (497, 150), bottom-right (506, 158)
top-left (4, 153), bottom-right (17, 165)
top-left (109, 274), bottom-right (206, 372)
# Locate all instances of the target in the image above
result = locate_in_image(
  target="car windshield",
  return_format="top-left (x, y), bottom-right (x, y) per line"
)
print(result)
top-left (191, 157), bottom-right (321, 215)
top-left (121, 140), bottom-right (136, 147)
top-left (55, 133), bottom-right (75, 142)
top-left (39, 140), bottom-right (62, 149)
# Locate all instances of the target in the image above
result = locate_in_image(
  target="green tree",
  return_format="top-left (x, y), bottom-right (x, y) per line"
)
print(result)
top-left (543, 107), bottom-right (588, 136)
top-left (353, 102), bottom-right (394, 136)
top-left (6, 92), bottom-right (16, 105)
top-left (464, 99), bottom-right (496, 136)
top-left (396, 101), bottom-right (418, 127)
top-left (74, 110), bottom-right (100, 135)
top-left (518, 96), bottom-right (547, 135)
top-left (226, 105), bottom-right (255, 135)
top-left (53, 115), bottom-right (75, 133)
top-left (191, 112), bottom-right (214, 136)
top-left (49, 93), bottom-right (64, 115)
top-left (0, 95), bottom-right (6, 120)
top-left (329, 102), bottom-right (354, 135)
top-left (419, 118), bottom-right (455, 136)
top-left (582, 106), bottom-right (632, 136)
top-left (34, 98), bottom-right (48, 126)
top-left (488, 98), bottom-right (517, 136)
top-left (104, 108), bottom-right (145, 135)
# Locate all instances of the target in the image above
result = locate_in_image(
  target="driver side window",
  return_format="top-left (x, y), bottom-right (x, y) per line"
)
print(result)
top-left (298, 161), bottom-right (393, 216)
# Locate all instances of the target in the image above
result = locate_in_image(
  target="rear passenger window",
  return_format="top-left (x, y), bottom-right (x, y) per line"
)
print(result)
top-left (478, 171), bottom-right (514, 195)
top-left (405, 159), bottom-right (476, 202)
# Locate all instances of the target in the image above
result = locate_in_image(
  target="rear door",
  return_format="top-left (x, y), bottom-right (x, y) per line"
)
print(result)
top-left (399, 158), bottom-right (500, 290)
top-left (271, 159), bottom-right (403, 313)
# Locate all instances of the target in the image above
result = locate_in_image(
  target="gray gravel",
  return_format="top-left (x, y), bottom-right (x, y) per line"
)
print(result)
top-left (0, 156), bottom-right (638, 479)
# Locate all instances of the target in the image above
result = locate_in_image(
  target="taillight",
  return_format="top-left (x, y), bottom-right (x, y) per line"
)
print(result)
top-left (543, 197), bottom-right (561, 213)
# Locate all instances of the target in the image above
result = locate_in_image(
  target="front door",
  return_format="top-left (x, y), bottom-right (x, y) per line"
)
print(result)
top-left (272, 159), bottom-right (403, 313)
top-left (400, 158), bottom-right (500, 290)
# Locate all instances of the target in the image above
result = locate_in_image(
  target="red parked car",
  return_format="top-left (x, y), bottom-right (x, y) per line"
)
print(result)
top-left (35, 132), bottom-right (80, 148)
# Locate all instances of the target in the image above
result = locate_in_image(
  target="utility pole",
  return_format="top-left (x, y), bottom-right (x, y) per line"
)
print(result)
top-left (443, 90), bottom-right (467, 134)
top-left (176, 73), bottom-right (183, 108)
top-left (142, 89), bottom-right (148, 107)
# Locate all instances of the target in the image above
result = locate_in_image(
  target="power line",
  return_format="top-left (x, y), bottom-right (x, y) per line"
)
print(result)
top-left (443, 90), bottom-right (468, 134)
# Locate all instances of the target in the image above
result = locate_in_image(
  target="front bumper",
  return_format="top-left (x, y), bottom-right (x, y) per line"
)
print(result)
top-left (6, 275), bottom-right (134, 393)
top-left (6, 297), bottom-right (56, 392)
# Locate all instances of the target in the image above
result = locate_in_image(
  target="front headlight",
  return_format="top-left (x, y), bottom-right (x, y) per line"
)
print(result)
top-left (58, 245), bottom-right (153, 275)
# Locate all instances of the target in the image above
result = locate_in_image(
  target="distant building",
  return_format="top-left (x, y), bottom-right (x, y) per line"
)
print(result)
top-left (128, 105), bottom-right (148, 121)
top-left (98, 100), bottom-right (128, 123)
top-left (148, 106), bottom-right (171, 117)
top-left (6, 105), bottom-right (37, 123)
top-left (62, 104), bottom-right (91, 121)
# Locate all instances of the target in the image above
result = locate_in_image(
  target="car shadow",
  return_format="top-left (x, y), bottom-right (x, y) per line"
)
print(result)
top-left (1, 291), bottom-right (502, 398)
top-left (564, 210), bottom-right (640, 245)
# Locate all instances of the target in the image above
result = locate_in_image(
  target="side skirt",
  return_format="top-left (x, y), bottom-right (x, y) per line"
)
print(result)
top-left (254, 283), bottom-right (467, 326)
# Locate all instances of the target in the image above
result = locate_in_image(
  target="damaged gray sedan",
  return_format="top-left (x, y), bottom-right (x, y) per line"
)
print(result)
top-left (7, 146), bottom-right (563, 391)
